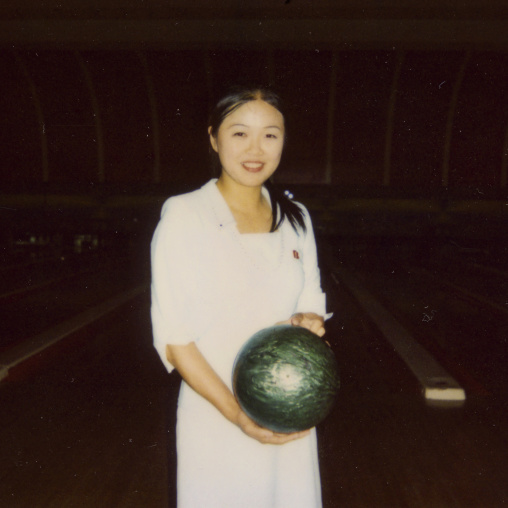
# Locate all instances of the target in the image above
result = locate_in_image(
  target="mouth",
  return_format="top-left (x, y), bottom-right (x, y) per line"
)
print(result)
top-left (242, 161), bottom-right (265, 173)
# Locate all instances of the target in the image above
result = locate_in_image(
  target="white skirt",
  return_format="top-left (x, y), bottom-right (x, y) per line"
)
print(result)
top-left (175, 382), bottom-right (323, 508)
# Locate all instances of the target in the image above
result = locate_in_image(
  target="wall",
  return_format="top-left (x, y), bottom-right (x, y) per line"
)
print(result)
top-left (1, 10), bottom-right (507, 245)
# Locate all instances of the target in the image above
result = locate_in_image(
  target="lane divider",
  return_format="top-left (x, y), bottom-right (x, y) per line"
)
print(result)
top-left (0, 284), bottom-right (148, 382)
top-left (331, 267), bottom-right (466, 404)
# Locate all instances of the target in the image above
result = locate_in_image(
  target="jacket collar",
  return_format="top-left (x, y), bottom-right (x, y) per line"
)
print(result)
top-left (202, 178), bottom-right (273, 230)
top-left (203, 179), bottom-right (236, 229)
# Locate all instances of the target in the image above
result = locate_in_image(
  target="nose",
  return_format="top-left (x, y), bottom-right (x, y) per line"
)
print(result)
top-left (246, 135), bottom-right (264, 155)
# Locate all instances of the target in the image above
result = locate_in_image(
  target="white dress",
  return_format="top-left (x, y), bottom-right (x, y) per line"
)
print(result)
top-left (151, 179), bottom-right (328, 508)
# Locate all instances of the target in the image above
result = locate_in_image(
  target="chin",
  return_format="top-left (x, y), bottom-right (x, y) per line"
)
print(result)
top-left (241, 174), bottom-right (272, 187)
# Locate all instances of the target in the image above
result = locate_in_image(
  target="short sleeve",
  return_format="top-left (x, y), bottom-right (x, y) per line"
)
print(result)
top-left (295, 207), bottom-right (331, 320)
top-left (150, 197), bottom-right (200, 373)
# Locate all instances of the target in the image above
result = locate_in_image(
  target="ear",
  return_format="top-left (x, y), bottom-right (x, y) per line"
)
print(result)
top-left (208, 126), bottom-right (218, 153)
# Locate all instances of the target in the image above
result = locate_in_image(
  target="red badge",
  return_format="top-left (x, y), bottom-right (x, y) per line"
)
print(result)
top-left (293, 250), bottom-right (300, 259)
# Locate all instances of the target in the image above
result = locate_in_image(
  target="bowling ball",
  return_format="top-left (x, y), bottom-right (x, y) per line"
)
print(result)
top-left (232, 325), bottom-right (340, 433)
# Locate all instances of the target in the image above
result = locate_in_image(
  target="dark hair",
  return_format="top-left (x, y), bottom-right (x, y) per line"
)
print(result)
top-left (208, 86), bottom-right (306, 233)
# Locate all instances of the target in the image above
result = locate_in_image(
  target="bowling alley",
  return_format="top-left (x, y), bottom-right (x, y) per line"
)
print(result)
top-left (1, 1), bottom-right (507, 507)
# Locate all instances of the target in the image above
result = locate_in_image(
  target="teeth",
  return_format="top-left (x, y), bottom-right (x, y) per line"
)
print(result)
top-left (243, 162), bottom-right (263, 169)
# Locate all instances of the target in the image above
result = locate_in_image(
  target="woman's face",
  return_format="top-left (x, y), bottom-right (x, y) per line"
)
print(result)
top-left (209, 99), bottom-right (285, 188)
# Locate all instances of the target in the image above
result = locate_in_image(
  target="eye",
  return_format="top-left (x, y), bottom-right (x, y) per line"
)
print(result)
top-left (266, 133), bottom-right (278, 139)
top-left (233, 132), bottom-right (246, 137)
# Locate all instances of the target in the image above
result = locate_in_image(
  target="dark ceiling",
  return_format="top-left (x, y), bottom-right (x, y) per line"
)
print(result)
top-left (1, 0), bottom-right (508, 20)
top-left (1, 0), bottom-right (508, 49)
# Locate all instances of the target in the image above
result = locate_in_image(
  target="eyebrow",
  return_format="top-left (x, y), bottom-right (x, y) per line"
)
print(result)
top-left (227, 123), bottom-right (283, 131)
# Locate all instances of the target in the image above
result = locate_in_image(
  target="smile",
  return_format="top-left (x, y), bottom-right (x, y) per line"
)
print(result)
top-left (242, 162), bottom-right (265, 172)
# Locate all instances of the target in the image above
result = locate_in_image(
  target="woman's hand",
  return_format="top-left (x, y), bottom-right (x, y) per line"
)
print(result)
top-left (167, 343), bottom-right (310, 445)
top-left (278, 312), bottom-right (325, 337)
top-left (236, 409), bottom-right (310, 445)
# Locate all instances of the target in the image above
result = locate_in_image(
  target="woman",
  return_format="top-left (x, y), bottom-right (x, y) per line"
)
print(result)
top-left (151, 87), bottom-right (330, 508)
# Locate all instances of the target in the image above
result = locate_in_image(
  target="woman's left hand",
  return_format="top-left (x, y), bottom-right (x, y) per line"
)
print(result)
top-left (278, 312), bottom-right (325, 337)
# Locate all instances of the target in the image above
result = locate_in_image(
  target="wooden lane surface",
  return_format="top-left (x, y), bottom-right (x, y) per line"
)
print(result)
top-left (336, 256), bottom-right (508, 401)
top-left (0, 255), bottom-right (146, 350)
top-left (319, 258), bottom-right (508, 507)
top-left (0, 295), bottom-right (178, 508)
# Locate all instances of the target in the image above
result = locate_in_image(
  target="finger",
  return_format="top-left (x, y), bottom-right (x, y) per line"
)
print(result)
top-left (285, 429), bottom-right (310, 440)
top-left (257, 424), bottom-right (310, 444)
top-left (290, 313), bottom-right (304, 326)
top-left (300, 317), bottom-right (323, 336)
top-left (273, 429), bottom-right (310, 444)
top-left (315, 326), bottom-right (325, 338)
top-left (307, 319), bottom-right (323, 334)
top-left (263, 430), bottom-right (309, 445)
top-left (244, 417), bottom-right (293, 444)
top-left (296, 316), bottom-right (315, 331)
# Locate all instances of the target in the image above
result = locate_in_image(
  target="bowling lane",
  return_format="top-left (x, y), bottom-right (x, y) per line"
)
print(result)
top-left (0, 295), bottom-right (176, 508)
top-left (424, 246), bottom-right (508, 311)
top-left (327, 243), bottom-right (508, 401)
top-left (318, 262), bottom-right (508, 507)
top-left (0, 255), bottom-right (146, 351)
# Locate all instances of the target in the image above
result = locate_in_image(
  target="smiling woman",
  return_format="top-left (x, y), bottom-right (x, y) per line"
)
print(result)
top-left (210, 98), bottom-right (285, 233)
top-left (150, 85), bottom-right (330, 508)
top-left (208, 87), bottom-right (307, 233)
top-left (209, 98), bottom-right (284, 187)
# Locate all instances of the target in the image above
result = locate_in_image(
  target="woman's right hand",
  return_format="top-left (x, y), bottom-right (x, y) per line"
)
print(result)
top-left (236, 409), bottom-right (310, 445)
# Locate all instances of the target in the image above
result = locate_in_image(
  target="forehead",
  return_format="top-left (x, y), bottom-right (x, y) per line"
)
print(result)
top-left (222, 99), bottom-right (284, 127)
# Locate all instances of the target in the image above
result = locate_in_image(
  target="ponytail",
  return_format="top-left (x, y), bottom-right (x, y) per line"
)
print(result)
top-left (265, 180), bottom-right (307, 234)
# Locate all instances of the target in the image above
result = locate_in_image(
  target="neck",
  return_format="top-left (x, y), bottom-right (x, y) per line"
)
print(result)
top-left (216, 176), bottom-right (265, 213)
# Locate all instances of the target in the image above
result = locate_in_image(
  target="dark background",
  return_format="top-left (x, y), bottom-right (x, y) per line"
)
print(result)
top-left (1, 0), bottom-right (507, 254)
